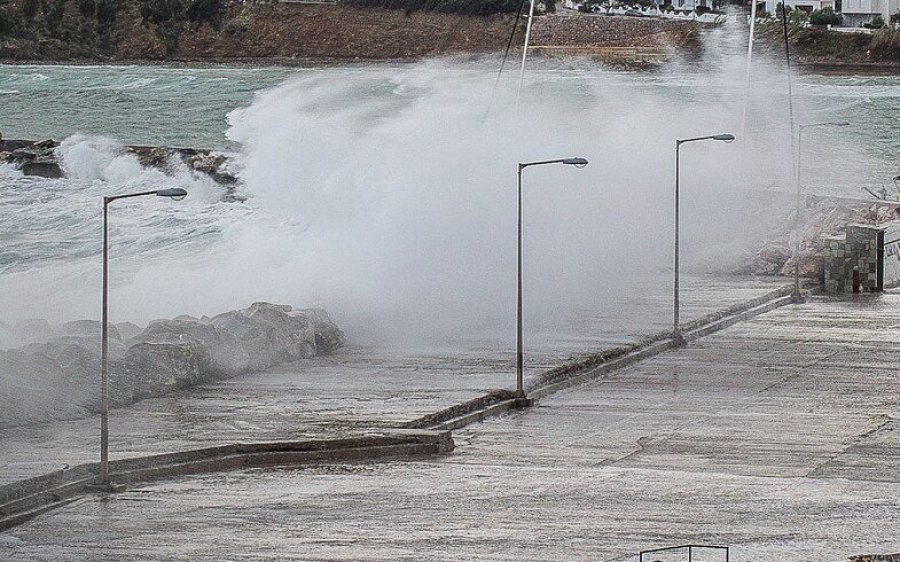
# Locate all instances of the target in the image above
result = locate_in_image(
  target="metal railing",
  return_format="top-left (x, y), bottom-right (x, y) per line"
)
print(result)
top-left (639, 544), bottom-right (729, 562)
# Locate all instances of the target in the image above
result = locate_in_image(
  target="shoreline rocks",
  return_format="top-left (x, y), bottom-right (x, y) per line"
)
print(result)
top-left (0, 302), bottom-right (344, 429)
top-left (0, 139), bottom-right (241, 199)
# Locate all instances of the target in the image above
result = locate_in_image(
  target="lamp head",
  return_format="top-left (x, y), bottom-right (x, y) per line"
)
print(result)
top-left (156, 188), bottom-right (188, 201)
top-left (562, 157), bottom-right (589, 168)
top-left (712, 134), bottom-right (736, 142)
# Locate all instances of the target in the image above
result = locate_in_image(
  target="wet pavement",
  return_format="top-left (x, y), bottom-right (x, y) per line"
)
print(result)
top-left (0, 276), bottom-right (785, 485)
top-left (1, 292), bottom-right (898, 560)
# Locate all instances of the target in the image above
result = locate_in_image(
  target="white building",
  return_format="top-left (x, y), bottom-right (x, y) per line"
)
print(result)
top-left (763, 0), bottom-right (835, 16)
top-left (841, 0), bottom-right (900, 27)
top-left (763, 0), bottom-right (898, 25)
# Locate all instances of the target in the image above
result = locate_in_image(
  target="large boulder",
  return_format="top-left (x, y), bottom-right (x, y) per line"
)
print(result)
top-left (130, 318), bottom-right (249, 375)
top-left (208, 302), bottom-right (343, 369)
top-left (14, 318), bottom-right (53, 342)
top-left (0, 302), bottom-right (344, 428)
top-left (119, 341), bottom-right (216, 403)
top-left (59, 319), bottom-right (121, 341)
top-left (115, 321), bottom-right (143, 341)
top-left (0, 347), bottom-right (96, 426)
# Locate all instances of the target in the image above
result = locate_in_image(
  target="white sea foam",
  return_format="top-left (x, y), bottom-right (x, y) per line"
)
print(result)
top-left (0, 42), bottom-right (897, 346)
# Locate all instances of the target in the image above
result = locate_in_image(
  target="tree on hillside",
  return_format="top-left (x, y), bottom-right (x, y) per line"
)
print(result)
top-left (809, 7), bottom-right (840, 26)
top-left (0, 0), bottom-right (10, 34)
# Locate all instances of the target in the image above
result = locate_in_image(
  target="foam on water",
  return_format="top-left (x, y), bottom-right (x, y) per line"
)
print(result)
top-left (0, 36), bottom-right (898, 346)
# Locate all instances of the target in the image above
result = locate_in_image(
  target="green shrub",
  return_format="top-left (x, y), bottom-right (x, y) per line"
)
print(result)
top-left (695, 4), bottom-right (710, 14)
top-left (869, 28), bottom-right (900, 61)
top-left (793, 27), bottom-right (871, 61)
top-left (21, 0), bottom-right (37, 19)
top-left (41, 0), bottom-right (65, 36)
top-left (0, 0), bottom-right (9, 34)
top-left (809, 7), bottom-right (840, 26)
top-left (140, 0), bottom-right (184, 24)
top-left (187, 0), bottom-right (223, 28)
top-left (95, 0), bottom-right (119, 32)
top-left (863, 14), bottom-right (885, 28)
top-left (77, 0), bottom-right (95, 17)
top-left (339, 0), bottom-right (522, 16)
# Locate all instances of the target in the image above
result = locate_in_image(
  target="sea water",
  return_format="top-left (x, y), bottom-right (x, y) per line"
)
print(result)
top-left (0, 56), bottom-right (897, 350)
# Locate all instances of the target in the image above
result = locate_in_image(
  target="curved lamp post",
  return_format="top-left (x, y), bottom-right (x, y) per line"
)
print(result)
top-left (673, 134), bottom-right (734, 346)
top-left (99, 187), bottom-right (188, 487)
top-left (516, 157), bottom-right (588, 405)
top-left (794, 122), bottom-right (849, 301)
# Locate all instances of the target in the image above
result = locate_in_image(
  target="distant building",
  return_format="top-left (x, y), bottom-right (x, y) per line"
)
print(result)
top-left (840, 0), bottom-right (900, 27)
top-left (763, 0), bottom-right (835, 15)
top-left (762, 0), bottom-right (898, 25)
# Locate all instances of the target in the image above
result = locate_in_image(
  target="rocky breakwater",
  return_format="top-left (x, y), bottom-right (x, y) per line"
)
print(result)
top-left (0, 303), bottom-right (344, 428)
top-left (0, 139), bottom-right (241, 199)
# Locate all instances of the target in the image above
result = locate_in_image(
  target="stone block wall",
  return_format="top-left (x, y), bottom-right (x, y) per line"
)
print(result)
top-left (823, 225), bottom-right (883, 294)
top-left (530, 13), bottom-right (697, 47)
top-left (882, 220), bottom-right (900, 288)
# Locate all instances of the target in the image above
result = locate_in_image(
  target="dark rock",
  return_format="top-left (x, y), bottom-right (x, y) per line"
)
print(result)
top-left (209, 302), bottom-right (344, 368)
top-left (42, 335), bottom-right (127, 359)
top-left (1, 302), bottom-right (343, 428)
top-left (131, 318), bottom-right (248, 375)
top-left (121, 341), bottom-right (217, 402)
top-left (115, 321), bottom-right (143, 341)
top-left (59, 319), bottom-right (121, 341)
top-left (14, 318), bottom-right (53, 342)
top-left (21, 161), bottom-right (63, 178)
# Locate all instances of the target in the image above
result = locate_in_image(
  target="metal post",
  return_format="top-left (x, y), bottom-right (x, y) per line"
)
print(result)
top-left (100, 197), bottom-right (110, 485)
top-left (671, 134), bottom-right (734, 346)
top-left (95, 187), bottom-right (186, 489)
top-left (793, 127), bottom-right (803, 301)
top-left (513, 158), bottom-right (586, 404)
top-left (516, 163), bottom-right (525, 401)
top-left (515, 0), bottom-right (538, 112)
top-left (673, 140), bottom-right (683, 346)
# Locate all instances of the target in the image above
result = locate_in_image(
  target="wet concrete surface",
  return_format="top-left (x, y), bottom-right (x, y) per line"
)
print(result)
top-left (1, 292), bottom-right (898, 560)
top-left (0, 276), bottom-right (785, 485)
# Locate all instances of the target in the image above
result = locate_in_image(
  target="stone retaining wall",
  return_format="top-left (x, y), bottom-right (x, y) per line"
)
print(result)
top-left (530, 13), bottom-right (698, 47)
top-left (824, 225), bottom-right (884, 294)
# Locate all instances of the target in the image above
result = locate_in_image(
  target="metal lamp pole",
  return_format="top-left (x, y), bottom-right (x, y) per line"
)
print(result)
top-left (673, 134), bottom-right (735, 346)
top-left (793, 121), bottom-right (849, 301)
top-left (99, 187), bottom-right (187, 487)
top-left (516, 157), bottom-right (588, 405)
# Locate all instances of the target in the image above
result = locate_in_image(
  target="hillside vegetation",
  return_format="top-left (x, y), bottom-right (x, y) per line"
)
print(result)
top-left (758, 9), bottom-right (900, 64)
top-left (0, 1), bottom-right (522, 61)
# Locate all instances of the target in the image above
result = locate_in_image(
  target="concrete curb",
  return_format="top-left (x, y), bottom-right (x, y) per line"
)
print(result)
top-left (419, 286), bottom-right (794, 431)
top-left (0, 430), bottom-right (453, 531)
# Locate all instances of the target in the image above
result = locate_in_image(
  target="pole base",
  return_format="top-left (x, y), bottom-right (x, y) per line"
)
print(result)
top-left (86, 481), bottom-right (126, 494)
top-left (512, 396), bottom-right (533, 409)
top-left (790, 291), bottom-right (806, 304)
top-left (672, 332), bottom-right (686, 347)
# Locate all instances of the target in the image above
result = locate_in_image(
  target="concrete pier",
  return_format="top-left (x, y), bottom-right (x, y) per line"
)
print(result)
top-left (1, 291), bottom-right (898, 560)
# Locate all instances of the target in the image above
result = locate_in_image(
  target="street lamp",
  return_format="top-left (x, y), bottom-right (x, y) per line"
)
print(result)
top-left (793, 121), bottom-right (850, 301)
top-left (98, 187), bottom-right (188, 487)
top-left (673, 134), bottom-right (734, 346)
top-left (515, 157), bottom-right (588, 405)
